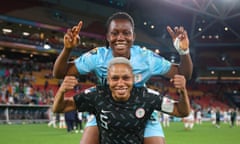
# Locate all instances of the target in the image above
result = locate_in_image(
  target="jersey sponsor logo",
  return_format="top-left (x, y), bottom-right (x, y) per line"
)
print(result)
top-left (135, 108), bottom-right (145, 118)
top-left (161, 97), bottom-right (175, 113)
top-left (101, 109), bottom-right (111, 113)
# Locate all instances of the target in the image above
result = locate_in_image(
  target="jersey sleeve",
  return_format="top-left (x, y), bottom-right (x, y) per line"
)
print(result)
top-left (146, 88), bottom-right (175, 113)
top-left (74, 48), bottom-right (99, 74)
top-left (148, 51), bottom-right (172, 75)
top-left (73, 91), bottom-right (96, 113)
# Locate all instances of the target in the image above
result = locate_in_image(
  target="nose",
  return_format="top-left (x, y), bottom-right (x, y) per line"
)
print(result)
top-left (117, 33), bottom-right (124, 40)
top-left (116, 78), bottom-right (125, 85)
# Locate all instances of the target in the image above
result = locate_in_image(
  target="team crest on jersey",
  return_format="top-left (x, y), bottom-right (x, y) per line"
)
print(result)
top-left (88, 48), bottom-right (98, 55)
top-left (135, 108), bottom-right (145, 118)
top-left (134, 74), bottom-right (142, 83)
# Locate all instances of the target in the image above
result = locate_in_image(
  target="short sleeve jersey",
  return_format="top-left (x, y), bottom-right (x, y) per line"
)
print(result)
top-left (74, 87), bottom-right (164, 144)
top-left (74, 45), bottom-right (171, 87)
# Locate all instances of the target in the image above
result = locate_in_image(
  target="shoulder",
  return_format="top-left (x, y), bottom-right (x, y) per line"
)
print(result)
top-left (80, 46), bottom-right (108, 57)
top-left (131, 45), bottom-right (161, 58)
top-left (146, 88), bottom-right (160, 95)
top-left (132, 87), bottom-right (159, 97)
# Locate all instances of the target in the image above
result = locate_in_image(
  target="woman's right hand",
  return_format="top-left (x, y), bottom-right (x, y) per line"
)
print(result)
top-left (64, 21), bottom-right (83, 49)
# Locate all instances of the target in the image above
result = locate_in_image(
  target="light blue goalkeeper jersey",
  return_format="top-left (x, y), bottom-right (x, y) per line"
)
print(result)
top-left (74, 45), bottom-right (171, 87)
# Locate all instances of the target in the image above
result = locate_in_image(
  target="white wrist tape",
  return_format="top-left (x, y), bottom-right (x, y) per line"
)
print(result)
top-left (173, 38), bottom-right (189, 55)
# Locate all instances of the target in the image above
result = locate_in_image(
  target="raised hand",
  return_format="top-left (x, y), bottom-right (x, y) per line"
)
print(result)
top-left (170, 74), bottom-right (186, 90)
top-left (59, 76), bottom-right (78, 93)
top-left (167, 26), bottom-right (189, 51)
top-left (64, 21), bottom-right (83, 49)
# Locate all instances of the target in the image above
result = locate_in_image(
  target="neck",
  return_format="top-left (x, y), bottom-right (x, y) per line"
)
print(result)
top-left (113, 54), bottom-right (130, 59)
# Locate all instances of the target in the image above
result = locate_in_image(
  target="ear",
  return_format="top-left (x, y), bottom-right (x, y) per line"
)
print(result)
top-left (133, 74), bottom-right (135, 83)
top-left (133, 32), bottom-right (136, 41)
top-left (106, 33), bottom-right (110, 42)
top-left (106, 76), bottom-right (109, 84)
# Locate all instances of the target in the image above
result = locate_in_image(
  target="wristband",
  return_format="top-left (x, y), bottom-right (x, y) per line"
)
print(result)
top-left (173, 38), bottom-right (190, 55)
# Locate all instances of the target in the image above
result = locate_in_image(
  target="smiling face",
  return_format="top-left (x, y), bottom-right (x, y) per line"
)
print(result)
top-left (107, 19), bottom-right (135, 58)
top-left (107, 63), bottom-right (134, 101)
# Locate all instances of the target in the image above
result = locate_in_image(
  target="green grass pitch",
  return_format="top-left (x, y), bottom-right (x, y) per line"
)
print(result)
top-left (0, 122), bottom-right (239, 144)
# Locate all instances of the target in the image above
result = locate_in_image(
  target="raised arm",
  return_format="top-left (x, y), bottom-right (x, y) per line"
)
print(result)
top-left (53, 21), bottom-right (83, 78)
top-left (169, 74), bottom-right (190, 117)
top-left (52, 76), bottom-right (78, 113)
top-left (165, 26), bottom-right (193, 80)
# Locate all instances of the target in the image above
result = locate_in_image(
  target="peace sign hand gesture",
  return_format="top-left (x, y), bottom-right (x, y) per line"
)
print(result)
top-left (167, 26), bottom-right (189, 55)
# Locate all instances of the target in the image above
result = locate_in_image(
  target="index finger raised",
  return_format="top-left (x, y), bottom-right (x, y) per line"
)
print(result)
top-left (76, 21), bottom-right (83, 34)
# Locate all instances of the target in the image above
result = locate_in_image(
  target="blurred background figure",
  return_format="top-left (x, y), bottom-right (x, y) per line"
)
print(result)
top-left (210, 107), bottom-right (216, 125)
top-left (162, 113), bottom-right (170, 127)
top-left (64, 110), bottom-right (76, 133)
top-left (74, 112), bottom-right (84, 133)
top-left (196, 108), bottom-right (202, 125)
top-left (215, 107), bottom-right (221, 128)
top-left (59, 113), bottom-right (66, 129)
top-left (223, 108), bottom-right (229, 124)
top-left (47, 107), bottom-right (57, 128)
top-left (183, 108), bottom-right (195, 130)
top-left (236, 108), bottom-right (240, 127)
top-left (230, 108), bottom-right (237, 128)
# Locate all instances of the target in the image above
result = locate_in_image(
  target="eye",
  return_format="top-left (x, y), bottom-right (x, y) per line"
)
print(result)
top-left (122, 75), bottom-right (131, 81)
top-left (110, 31), bottom-right (118, 36)
top-left (123, 31), bottom-right (132, 36)
top-left (111, 76), bottom-right (119, 81)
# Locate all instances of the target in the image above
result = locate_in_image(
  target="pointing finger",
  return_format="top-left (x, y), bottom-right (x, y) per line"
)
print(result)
top-left (77, 21), bottom-right (83, 33)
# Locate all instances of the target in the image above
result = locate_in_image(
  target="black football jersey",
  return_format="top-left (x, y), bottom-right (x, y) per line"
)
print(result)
top-left (74, 87), bottom-right (163, 144)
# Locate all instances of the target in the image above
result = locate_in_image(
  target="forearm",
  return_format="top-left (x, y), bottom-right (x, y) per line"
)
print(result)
top-left (53, 48), bottom-right (72, 78)
top-left (173, 88), bottom-right (190, 117)
top-left (52, 89), bottom-right (66, 113)
top-left (178, 54), bottom-right (193, 80)
top-left (52, 88), bottom-right (76, 113)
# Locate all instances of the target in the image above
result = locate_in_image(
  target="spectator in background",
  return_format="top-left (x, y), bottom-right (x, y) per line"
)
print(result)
top-left (44, 80), bottom-right (49, 90)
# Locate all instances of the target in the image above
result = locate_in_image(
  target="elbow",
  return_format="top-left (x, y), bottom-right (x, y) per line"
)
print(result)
top-left (184, 71), bottom-right (193, 80)
top-left (177, 108), bottom-right (190, 118)
top-left (181, 110), bottom-right (190, 117)
top-left (52, 107), bottom-right (59, 113)
top-left (52, 71), bottom-right (64, 79)
top-left (52, 105), bottom-right (64, 113)
top-left (52, 108), bottom-right (63, 114)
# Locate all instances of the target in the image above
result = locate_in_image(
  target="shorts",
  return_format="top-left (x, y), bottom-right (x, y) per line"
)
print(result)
top-left (85, 111), bottom-right (165, 137)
